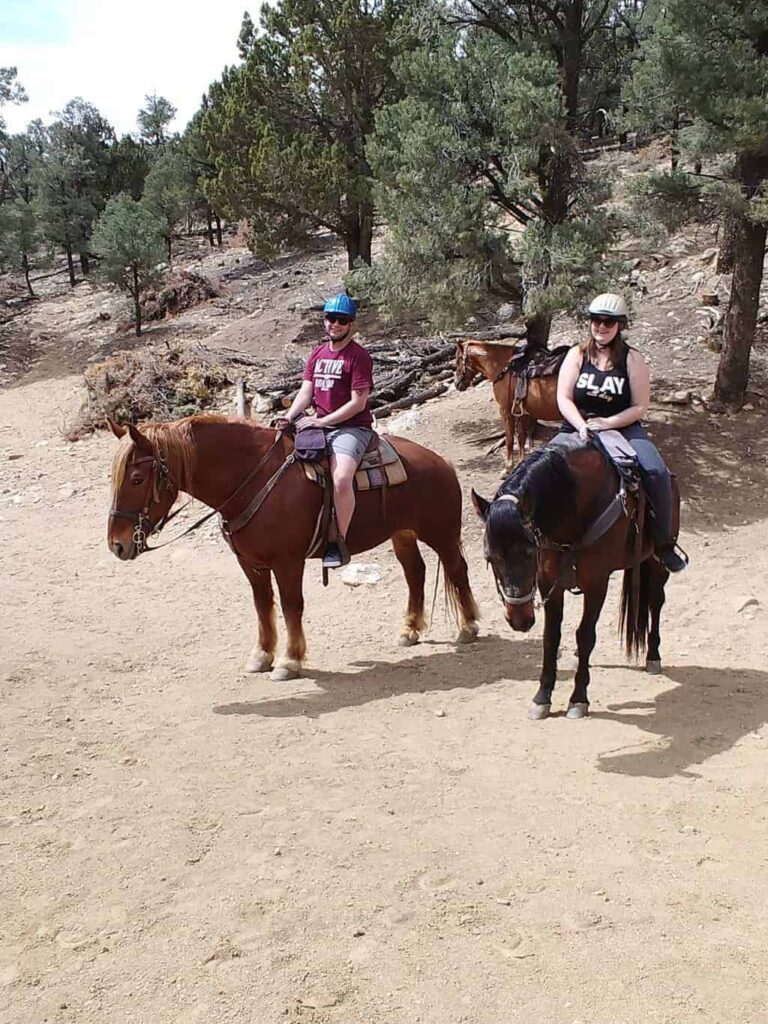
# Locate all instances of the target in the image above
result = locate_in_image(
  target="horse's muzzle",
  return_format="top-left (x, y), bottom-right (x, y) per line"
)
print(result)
top-left (109, 538), bottom-right (137, 561)
top-left (504, 601), bottom-right (535, 632)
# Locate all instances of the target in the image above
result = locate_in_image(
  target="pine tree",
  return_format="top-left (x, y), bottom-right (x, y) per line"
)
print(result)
top-left (625, 0), bottom-right (768, 405)
top-left (0, 133), bottom-right (44, 296)
top-left (200, 1), bottom-right (415, 269)
top-left (142, 148), bottom-right (196, 263)
top-left (357, 1), bottom-right (623, 340)
top-left (137, 95), bottom-right (177, 149)
top-left (91, 194), bottom-right (165, 337)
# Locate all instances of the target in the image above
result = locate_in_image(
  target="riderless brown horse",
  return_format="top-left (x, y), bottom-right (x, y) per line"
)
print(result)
top-left (106, 416), bottom-right (479, 680)
top-left (454, 340), bottom-right (561, 471)
top-left (472, 440), bottom-right (679, 719)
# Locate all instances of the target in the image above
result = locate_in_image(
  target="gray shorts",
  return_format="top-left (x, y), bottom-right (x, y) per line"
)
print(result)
top-left (325, 427), bottom-right (375, 464)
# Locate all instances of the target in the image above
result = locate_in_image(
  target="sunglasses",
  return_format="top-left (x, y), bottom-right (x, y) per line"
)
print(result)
top-left (325, 314), bottom-right (351, 325)
top-left (590, 315), bottom-right (618, 328)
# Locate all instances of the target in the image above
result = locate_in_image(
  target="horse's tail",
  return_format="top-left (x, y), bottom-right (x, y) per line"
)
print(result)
top-left (440, 543), bottom-right (480, 632)
top-left (620, 559), bottom-right (650, 660)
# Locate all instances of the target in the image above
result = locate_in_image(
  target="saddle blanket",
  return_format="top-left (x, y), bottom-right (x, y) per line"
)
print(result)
top-left (301, 434), bottom-right (408, 491)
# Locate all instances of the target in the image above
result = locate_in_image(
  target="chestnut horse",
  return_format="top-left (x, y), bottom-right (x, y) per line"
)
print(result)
top-left (454, 340), bottom-right (560, 471)
top-left (106, 416), bottom-right (479, 680)
top-left (472, 441), bottom-right (678, 720)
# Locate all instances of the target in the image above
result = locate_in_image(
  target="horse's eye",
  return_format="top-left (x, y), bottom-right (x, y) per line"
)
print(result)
top-left (130, 473), bottom-right (143, 486)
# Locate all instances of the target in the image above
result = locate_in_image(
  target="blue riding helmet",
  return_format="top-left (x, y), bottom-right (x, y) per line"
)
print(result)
top-left (323, 293), bottom-right (357, 319)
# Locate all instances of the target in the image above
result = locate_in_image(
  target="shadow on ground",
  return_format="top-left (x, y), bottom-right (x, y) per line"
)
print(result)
top-left (214, 634), bottom-right (539, 719)
top-left (594, 663), bottom-right (768, 778)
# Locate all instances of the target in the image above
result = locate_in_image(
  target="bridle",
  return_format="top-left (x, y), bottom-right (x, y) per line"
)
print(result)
top-left (109, 451), bottom-right (182, 554)
top-left (487, 494), bottom-right (540, 607)
top-left (486, 480), bottom-right (631, 610)
top-left (109, 431), bottom-right (287, 556)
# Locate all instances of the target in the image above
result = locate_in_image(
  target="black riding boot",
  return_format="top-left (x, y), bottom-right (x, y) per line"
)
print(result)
top-left (641, 466), bottom-right (687, 573)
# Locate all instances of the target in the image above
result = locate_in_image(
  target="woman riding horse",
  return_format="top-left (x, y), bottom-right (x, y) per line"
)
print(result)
top-left (556, 293), bottom-right (686, 573)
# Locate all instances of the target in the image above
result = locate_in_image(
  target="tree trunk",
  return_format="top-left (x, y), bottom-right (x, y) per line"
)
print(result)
top-left (65, 245), bottom-right (76, 287)
top-left (133, 264), bottom-right (142, 337)
top-left (561, 1), bottom-right (583, 133)
top-left (22, 253), bottom-right (35, 298)
top-left (345, 202), bottom-right (374, 269)
top-left (714, 153), bottom-right (768, 405)
top-left (525, 313), bottom-right (553, 350)
top-left (206, 204), bottom-right (214, 247)
top-left (716, 211), bottom-right (738, 274)
top-left (166, 235), bottom-right (172, 265)
top-left (215, 214), bottom-right (222, 247)
top-left (80, 251), bottom-right (90, 276)
top-left (714, 214), bottom-right (766, 406)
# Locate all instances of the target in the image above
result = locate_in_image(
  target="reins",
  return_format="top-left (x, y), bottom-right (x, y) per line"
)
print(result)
top-left (488, 476), bottom-right (632, 608)
top-left (110, 431), bottom-right (287, 554)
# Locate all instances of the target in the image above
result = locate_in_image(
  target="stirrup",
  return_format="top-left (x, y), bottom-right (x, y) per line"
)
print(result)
top-left (322, 540), bottom-right (350, 569)
top-left (657, 543), bottom-right (688, 573)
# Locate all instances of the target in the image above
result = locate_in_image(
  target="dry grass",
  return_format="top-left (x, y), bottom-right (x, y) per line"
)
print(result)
top-left (66, 344), bottom-right (231, 440)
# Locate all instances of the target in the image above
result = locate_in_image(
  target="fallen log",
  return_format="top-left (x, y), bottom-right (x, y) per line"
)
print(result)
top-left (373, 383), bottom-right (449, 419)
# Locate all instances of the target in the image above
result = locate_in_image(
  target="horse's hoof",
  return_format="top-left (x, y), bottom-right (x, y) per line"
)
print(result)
top-left (566, 702), bottom-right (589, 720)
top-left (271, 663), bottom-right (300, 682)
top-left (245, 651), bottom-right (274, 673)
top-left (398, 632), bottom-right (419, 648)
top-left (456, 624), bottom-right (479, 645)
top-left (646, 659), bottom-right (662, 675)
top-left (527, 703), bottom-right (551, 721)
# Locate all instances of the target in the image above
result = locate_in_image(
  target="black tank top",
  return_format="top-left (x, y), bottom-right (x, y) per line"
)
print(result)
top-left (572, 351), bottom-right (633, 418)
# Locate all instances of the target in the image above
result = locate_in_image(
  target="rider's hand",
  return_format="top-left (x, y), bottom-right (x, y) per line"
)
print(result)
top-left (296, 414), bottom-right (320, 430)
top-left (272, 415), bottom-right (294, 431)
top-left (578, 424), bottom-right (590, 442)
top-left (587, 417), bottom-right (611, 432)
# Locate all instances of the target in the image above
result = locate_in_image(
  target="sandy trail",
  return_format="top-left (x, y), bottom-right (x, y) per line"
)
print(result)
top-left (2, 374), bottom-right (768, 1024)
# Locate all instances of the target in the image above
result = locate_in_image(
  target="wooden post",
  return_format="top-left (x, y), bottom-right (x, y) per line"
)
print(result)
top-left (235, 378), bottom-right (251, 418)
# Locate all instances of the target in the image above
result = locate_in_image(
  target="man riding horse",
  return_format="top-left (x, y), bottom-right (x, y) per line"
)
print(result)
top-left (278, 293), bottom-right (374, 570)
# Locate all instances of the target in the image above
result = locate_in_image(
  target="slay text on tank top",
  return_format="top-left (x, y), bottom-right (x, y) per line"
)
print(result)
top-left (573, 353), bottom-right (633, 419)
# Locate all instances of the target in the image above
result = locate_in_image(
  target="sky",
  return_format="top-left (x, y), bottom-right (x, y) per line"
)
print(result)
top-left (0, 0), bottom-right (258, 137)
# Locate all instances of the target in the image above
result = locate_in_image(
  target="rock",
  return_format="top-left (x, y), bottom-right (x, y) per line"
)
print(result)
top-left (7, 453), bottom-right (23, 460)
top-left (699, 290), bottom-right (719, 306)
top-left (379, 409), bottom-right (421, 434)
top-left (657, 390), bottom-right (690, 405)
top-left (496, 302), bottom-right (518, 322)
top-left (743, 403), bottom-right (755, 411)
top-left (434, 709), bottom-right (446, 718)
top-left (340, 563), bottom-right (384, 587)
top-left (736, 597), bottom-right (759, 613)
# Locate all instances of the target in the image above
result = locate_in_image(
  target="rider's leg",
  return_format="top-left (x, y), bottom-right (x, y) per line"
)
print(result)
top-left (626, 435), bottom-right (686, 572)
top-left (330, 452), bottom-right (358, 540)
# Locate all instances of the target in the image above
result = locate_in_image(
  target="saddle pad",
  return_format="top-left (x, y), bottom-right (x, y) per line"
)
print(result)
top-left (509, 343), bottom-right (570, 379)
top-left (301, 435), bottom-right (408, 491)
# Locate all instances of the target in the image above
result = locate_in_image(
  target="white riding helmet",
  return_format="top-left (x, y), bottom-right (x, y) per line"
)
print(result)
top-left (587, 293), bottom-right (629, 321)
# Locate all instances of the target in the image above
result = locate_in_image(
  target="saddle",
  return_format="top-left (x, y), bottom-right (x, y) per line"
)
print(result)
top-left (299, 434), bottom-right (407, 491)
top-left (495, 341), bottom-right (571, 405)
top-left (298, 434), bottom-right (407, 570)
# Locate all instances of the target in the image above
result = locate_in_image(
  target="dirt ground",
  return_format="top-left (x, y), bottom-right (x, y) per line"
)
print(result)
top-left (3, 216), bottom-right (768, 1022)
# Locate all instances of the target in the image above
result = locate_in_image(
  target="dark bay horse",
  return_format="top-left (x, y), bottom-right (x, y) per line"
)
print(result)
top-left (106, 416), bottom-right (479, 680)
top-left (454, 340), bottom-right (560, 471)
top-left (472, 442), bottom-right (678, 719)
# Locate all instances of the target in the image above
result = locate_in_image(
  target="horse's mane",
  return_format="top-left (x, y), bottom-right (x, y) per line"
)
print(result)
top-left (488, 446), bottom-right (576, 540)
top-left (111, 415), bottom-right (271, 496)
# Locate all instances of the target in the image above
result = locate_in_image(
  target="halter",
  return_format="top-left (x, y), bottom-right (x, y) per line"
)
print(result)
top-left (487, 494), bottom-right (539, 606)
top-left (109, 432), bottom-right (287, 556)
top-left (108, 450), bottom-right (185, 554)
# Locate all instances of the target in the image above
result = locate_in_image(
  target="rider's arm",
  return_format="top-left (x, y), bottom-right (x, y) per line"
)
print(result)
top-left (284, 380), bottom-right (315, 423)
top-left (315, 388), bottom-right (370, 428)
top-left (557, 346), bottom-right (589, 433)
top-left (598, 349), bottom-right (649, 429)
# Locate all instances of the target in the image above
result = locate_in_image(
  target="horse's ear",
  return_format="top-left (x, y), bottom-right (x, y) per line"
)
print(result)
top-left (471, 489), bottom-right (490, 520)
top-left (126, 422), bottom-right (154, 455)
top-left (106, 416), bottom-right (126, 439)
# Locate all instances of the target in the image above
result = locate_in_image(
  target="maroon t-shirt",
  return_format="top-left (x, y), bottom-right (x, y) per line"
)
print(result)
top-left (303, 339), bottom-right (374, 428)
